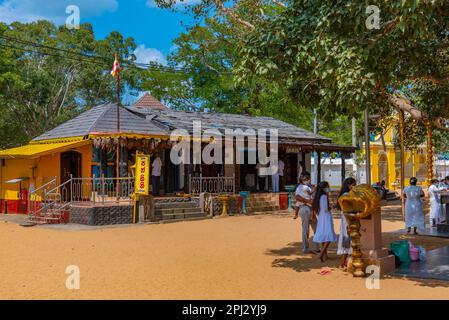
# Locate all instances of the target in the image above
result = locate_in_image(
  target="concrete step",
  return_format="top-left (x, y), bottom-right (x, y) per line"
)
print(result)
top-left (246, 205), bottom-right (280, 213)
top-left (160, 215), bottom-right (212, 224)
top-left (246, 194), bottom-right (279, 200)
top-left (250, 209), bottom-right (291, 215)
top-left (246, 200), bottom-right (278, 207)
top-left (155, 207), bottom-right (203, 215)
top-left (155, 202), bottom-right (199, 209)
top-left (161, 211), bottom-right (206, 220)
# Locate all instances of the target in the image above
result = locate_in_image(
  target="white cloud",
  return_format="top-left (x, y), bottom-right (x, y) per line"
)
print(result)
top-left (0, 0), bottom-right (118, 24)
top-left (146, 0), bottom-right (201, 9)
top-left (134, 44), bottom-right (167, 65)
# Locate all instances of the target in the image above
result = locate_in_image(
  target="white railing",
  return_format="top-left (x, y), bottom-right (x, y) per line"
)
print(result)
top-left (28, 175), bottom-right (135, 223)
top-left (189, 174), bottom-right (235, 195)
top-left (70, 175), bottom-right (135, 205)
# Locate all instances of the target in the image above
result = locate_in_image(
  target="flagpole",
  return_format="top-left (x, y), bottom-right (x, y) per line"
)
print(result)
top-left (115, 54), bottom-right (121, 202)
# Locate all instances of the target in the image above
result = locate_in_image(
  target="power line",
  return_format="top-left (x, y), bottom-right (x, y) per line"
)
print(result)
top-left (0, 34), bottom-right (232, 75)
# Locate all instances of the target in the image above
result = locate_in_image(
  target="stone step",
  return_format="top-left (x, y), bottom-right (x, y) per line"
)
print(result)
top-left (247, 194), bottom-right (279, 198)
top-left (246, 200), bottom-right (279, 205)
top-left (155, 202), bottom-right (199, 209)
top-left (250, 209), bottom-right (291, 215)
top-left (246, 205), bottom-right (280, 213)
top-left (160, 215), bottom-right (212, 224)
top-left (161, 211), bottom-right (206, 220)
top-left (155, 207), bottom-right (203, 215)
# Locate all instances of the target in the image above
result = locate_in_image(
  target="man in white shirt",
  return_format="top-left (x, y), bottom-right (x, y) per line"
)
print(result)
top-left (293, 172), bottom-right (319, 254)
top-left (152, 155), bottom-right (162, 196)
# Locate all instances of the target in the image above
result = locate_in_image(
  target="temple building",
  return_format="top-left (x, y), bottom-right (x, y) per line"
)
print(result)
top-left (366, 127), bottom-right (428, 190)
top-left (0, 93), bottom-right (355, 215)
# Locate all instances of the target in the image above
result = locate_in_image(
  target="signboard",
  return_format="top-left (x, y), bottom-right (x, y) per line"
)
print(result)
top-left (135, 153), bottom-right (150, 195)
top-left (286, 146), bottom-right (302, 154)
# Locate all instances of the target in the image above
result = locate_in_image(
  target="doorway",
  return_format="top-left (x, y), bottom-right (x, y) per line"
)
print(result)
top-left (60, 151), bottom-right (81, 200)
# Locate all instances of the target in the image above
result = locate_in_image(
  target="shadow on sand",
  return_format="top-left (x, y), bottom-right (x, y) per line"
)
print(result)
top-left (266, 241), bottom-right (342, 273)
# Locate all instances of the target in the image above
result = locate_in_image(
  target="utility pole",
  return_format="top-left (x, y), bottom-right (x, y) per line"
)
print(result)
top-left (313, 109), bottom-right (318, 183)
top-left (114, 53), bottom-right (121, 202)
top-left (352, 116), bottom-right (358, 182)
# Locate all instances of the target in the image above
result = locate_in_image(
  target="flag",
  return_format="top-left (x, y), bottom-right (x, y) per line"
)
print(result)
top-left (111, 55), bottom-right (121, 77)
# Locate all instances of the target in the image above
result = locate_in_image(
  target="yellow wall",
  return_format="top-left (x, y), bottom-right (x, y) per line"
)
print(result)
top-left (0, 142), bottom-right (93, 201)
top-left (365, 127), bottom-right (427, 189)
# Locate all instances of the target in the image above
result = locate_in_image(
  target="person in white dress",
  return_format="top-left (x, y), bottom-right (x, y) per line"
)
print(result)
top-left (336, 177), bottom-right (356, 270)
top-left (403, 177), bottom-right (425, 234)
top-left (312, 181), bottom-right (337, 262)
top-left (429, 179), bottom-right (444, 226)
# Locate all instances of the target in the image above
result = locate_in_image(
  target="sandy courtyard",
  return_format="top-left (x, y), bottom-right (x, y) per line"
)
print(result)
top-left (1, 203), bottom-right (449, 300)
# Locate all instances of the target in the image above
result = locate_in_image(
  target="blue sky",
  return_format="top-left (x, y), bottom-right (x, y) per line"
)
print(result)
top-left (0, 0), bottom-right (197, 65)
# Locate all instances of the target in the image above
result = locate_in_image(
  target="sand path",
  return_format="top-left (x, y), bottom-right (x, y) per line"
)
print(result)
top-left (1, 203), bottom-right (448, 299)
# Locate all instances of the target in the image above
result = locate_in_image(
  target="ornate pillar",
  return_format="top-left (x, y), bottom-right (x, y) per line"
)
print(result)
top-left (426, 121), bottom-right (433, 216)
top-left (399, 111), bottom-right (405, 221)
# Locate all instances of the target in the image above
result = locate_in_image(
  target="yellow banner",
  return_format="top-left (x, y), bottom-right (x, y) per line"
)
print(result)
top-left (135, 153), bottom-right (150, 195)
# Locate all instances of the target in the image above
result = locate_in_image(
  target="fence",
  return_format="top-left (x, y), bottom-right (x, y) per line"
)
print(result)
top-left (69, 176), bottom-right (135, 205)
top-left (28, 175), bottom-right (135, 219)
top-left (189, 174), bottom-right (235, 195)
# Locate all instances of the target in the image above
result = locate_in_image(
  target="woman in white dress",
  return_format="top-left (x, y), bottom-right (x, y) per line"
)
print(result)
top-left (312, 181), bottom-right (337, 262)
top-left (337, 177), bottom-right (356, 270)
top-left (403, 177), bottom-right (425, 234)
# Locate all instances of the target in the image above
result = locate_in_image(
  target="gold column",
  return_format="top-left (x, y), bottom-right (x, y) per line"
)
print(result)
top-left (399, 111), bottom-right (405, 222)
top-left (219, 194), bottom-right (230, 217)
top-left (426, 121), bottom-right (433, 216)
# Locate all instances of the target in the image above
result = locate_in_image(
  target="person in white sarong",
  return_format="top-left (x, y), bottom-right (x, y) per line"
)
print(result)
top-left (336, 177), bottom-right (357, 270)
top-left (429, 179), bottom-right (445, 226)
top-left (403, 177), bottom-right (425, 234)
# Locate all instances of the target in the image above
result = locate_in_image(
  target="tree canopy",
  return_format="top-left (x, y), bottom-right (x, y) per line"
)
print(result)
top-left (0, 21), bottom-right (139, 148)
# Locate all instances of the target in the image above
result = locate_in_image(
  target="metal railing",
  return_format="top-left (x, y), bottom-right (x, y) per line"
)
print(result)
top-left (189, 174), bottom-right (235, 195)
top-left (28, 175), bottom-right (135, 223)
top-left (28, 176), bottom-right (57, 219)
top-left (70, 175), bottom-right (135, 205)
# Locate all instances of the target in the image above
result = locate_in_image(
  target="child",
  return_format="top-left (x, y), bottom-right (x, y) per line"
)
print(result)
top-left (312, 181), bottom-right (337, 262)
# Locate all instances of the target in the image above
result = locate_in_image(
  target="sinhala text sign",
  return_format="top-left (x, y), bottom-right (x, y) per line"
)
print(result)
top-left (135, 152), bottom-right (150, 195)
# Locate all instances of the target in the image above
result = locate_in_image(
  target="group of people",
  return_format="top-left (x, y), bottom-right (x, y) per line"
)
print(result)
top-left (292, 173), bottom-right (449, 267)
top-left (293, 172), bottom-right (355, 269)
top-left (404, 176), bottom-right (449, 234)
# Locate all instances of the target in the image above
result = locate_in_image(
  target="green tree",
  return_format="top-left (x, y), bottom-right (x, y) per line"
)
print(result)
top-left (141, 16), bottom-right (353, 143)
top-left (0, 20), bottom-right (139, 148)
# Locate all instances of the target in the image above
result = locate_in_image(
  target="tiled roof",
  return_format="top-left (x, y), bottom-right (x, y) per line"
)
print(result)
top-left (125, 106), bottom-right (332, 143)
top-left (33, 104), bottom-right (168, 141)
top-left (133, 92), bottom-right (167, 110)
top-left (32, 98), bottom-right (337, 145)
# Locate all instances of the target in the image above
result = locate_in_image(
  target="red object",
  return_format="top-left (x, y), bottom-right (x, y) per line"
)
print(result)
top-left (238, 196), bottom-right (243, 212)
top-left (279, 193), bottom-right (288, 210)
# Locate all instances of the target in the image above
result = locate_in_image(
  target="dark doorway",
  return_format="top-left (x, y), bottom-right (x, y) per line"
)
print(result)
top-left (60, 151), bottom-right (81, 200)
top-left (283, 153), bottom-right (298, 186)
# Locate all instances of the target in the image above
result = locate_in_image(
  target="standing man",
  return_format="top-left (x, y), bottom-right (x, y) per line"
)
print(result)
top-left (278, 159), bottom-right (285, 191)
top-left (271, 159), bottom-right (284, 193)
top-left (152, 155), bottom-right (162, 196)
top-left (293, 172), bottom-right (320, 254)
top-left (256, 162), bottom-right (267, 192)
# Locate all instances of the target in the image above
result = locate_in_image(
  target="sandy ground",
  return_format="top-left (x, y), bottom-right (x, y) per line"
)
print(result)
top-left (1, 201), bottom-right (449, 300)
